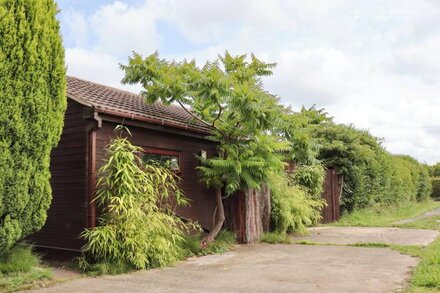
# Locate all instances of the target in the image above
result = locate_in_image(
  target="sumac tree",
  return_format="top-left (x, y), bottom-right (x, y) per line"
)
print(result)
top-left (121, 52), bottom-right (287, 244)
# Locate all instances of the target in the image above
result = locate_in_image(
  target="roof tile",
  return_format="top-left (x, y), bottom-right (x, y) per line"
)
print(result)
top-left (67, 76), bottom-right (211, 134)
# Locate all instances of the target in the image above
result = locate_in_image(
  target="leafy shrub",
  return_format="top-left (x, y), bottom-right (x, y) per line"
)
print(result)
top-left (291, 164), bottom-right (325, 199)
top-left (431, 178), bottom-right (440, 200)
top-left (79, 131), bottom-right (199, 273)
top-left (269, 172), bottom-right (325, 234)
top-left (0, 0), bottom-right (66, 252)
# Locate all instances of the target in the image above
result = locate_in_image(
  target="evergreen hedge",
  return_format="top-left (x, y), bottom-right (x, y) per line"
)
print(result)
top-left (302, 120), bottom-right (431, 212)
top-left (431, 178), bottom-right (440, 200)
top-left (0, 0), bottom-right (66, 252)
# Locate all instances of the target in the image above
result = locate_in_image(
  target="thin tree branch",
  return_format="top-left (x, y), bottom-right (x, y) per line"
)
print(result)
top-left (212, 103), bottom-right (223, 127)
top-left (176, 100), bottom-right (211, 127)
top-left (176, 100), bottom-right (228, 139)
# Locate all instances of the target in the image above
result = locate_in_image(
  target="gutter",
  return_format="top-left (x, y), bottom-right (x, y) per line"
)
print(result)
top-left (96, 107), bottom-right (212, 135)
top-left (87, 110), bottom-right (102, 229)
top-left (68, 94), bottom-right (212, 136)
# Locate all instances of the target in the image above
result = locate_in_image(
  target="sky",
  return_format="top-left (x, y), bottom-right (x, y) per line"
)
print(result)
top-left (57, 0), bottom-right (440, 164)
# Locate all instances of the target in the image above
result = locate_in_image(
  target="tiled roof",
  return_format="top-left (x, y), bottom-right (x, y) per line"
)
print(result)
top-left (67, 76), bottom-right (212, 134)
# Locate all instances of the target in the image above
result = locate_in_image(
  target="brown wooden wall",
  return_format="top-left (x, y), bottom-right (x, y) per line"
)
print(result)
top-left (30, 100), bottom-right (219, 251)
top-left (321, 169), bottom-right (342, 223)
top-left (95, 122), bottom-right (218, 230)
top-left (29, 100), bottom-right (90, 250)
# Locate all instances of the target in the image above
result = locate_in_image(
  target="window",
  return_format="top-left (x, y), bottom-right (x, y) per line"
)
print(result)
top-left (140, 148), bottom-right (181, 172)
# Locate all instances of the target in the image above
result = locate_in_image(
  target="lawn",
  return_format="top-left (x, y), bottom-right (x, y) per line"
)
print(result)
top-left (333, 200), bottom-right (440, 227)
top-left (395, 214), bottom-right (440, 292)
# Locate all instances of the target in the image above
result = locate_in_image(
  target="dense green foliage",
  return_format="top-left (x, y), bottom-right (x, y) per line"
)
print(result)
top-left (121, 52), bottom-right (286, 196)
top-left (297, 115), bottom-right (432, 212)
top-left (269, 172), bottom-right (325, 234)
top-left (0, 0), bottom-right (66, 252)
top-left (80, 132), bottom-right (199, 272)
top-left (429, 162), bottom-right (440, 177)
top-left (121, 52), bottom-right (289, 241)
top-left (431, 177), bottom-right (440, 200)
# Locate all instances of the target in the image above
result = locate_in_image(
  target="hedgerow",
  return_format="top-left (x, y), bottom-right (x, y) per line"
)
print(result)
top-left (307, 122), bottom-right (431, 212)
top-left (431, 178), bottom-right (440, 200)
top-left (0, 0), bottom-right (66, 252)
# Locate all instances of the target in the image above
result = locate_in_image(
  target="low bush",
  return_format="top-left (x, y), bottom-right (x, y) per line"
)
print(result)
top-left (79, 130), bottom-right (200, 274)
top-left (431, 177), bottom-right (440, 200)
top-left (269, 172), bottom-right (325, 234)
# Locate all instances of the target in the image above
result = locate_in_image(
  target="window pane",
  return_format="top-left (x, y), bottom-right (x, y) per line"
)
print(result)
top-left (142, 153), bottom-right (180, 171)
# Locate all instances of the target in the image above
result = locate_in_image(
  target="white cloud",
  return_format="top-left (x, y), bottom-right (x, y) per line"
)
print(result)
top-left (65, 47), bottom-right (140, 92)
top-left (63, 10), bottom-right (89, 46)
top-left (60, 0), bottom-right (440, 163)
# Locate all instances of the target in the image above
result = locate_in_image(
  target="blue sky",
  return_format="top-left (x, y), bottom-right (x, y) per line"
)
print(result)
top-left (56, 0), bottom-right (440, 164)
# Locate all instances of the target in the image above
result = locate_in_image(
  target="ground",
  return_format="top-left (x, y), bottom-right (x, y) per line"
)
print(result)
top-left (26, 227), bottom-right (437, 293)
top-left (23, 206), bottom-right (440, 293)
top-left (26, 244), bottom-right (417, 293)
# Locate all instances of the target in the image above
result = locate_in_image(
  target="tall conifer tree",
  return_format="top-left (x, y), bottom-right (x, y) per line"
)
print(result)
top-left (0, 0), bottom-right (66, 252)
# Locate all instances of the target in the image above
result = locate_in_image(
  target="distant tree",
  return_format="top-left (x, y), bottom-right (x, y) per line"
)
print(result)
top-left (0, 0), bottom-right (66, 252)
top-left (121, 52), bottom-right (287, 244)
top-left (429, 162), bottom-right (440, 177)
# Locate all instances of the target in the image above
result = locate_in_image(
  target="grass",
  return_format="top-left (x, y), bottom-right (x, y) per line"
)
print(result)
top-left (398, 214), bottom-right (440, 230)
top-left (183, 230), bottom-right (236, 256)
top-left (411, 237), bottom-right (440, 290)
top-left (334, 200), bottom-right (440, 227)
top-left (0, 243), bottom-right (52, 292)
top-left (331, 200), bottom-right (440, 292)
top-left (350, 242), bottom-right (424, 257)
top-left (393, 214), bottom-right (440, 292)
top-left (259, 232), bottom-right (292, 244)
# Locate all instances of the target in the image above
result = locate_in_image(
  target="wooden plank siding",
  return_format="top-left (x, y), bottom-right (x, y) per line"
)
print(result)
top-left (30, 99), bottom-right (219, 251)
top-left (95, 122), bottom-right (218, 230)
top-left (29, 100), bottom-right (90, 251)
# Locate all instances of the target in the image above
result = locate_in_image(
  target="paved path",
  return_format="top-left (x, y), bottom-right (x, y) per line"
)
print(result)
top-left (394, 207), bottom-right (440, 225)
top-left (28, 244), bottom-right (417, 293)
top-left (294, 226), bottom-right (439, 246)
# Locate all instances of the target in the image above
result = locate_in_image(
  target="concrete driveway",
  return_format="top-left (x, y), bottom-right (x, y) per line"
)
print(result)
top-left (295, 226), bottom-right (439, 246)
top-left (30, 243), bottom-right (418, 293)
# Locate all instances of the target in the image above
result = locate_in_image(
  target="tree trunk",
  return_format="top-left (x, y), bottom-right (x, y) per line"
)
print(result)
top-left (201, 187), bottom-right (225, 247)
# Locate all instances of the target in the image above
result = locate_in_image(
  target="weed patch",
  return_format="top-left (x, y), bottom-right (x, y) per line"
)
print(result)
top-left (259, 233), bottom-right (292, 244)
top-left (0, 244), bottom-right (52, 292)
top-left (183, 231), bottom-right (236, 256)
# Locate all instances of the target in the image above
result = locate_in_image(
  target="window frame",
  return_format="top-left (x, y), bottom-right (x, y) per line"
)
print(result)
top-left (139, 147), bottom-right (183, 175)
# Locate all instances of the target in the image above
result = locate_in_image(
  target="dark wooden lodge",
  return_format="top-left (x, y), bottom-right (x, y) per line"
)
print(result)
top-left (30, 76), bottom-right (218, 251)
top-left (30, 76), bottom-right (341, 252)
